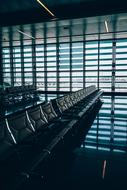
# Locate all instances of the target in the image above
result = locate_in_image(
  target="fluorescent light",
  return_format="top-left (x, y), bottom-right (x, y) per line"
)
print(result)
top-left (17, 29), bottom-right (35, 39)
top-left (37, 0), bottom-right (55, 17)
top-left (104, 20), bottom-right (109, 33)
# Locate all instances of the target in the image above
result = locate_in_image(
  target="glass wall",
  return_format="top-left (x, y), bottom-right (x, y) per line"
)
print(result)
top-left (115, 39), bottom-right (127, 92)
top-left (1, 25), bottom-right (127, 93)
top-left (84, 96), bottom-right (127, 152)
top-left (2, 48), bottom-right (11, 86)
top-left (85, 41), bottom-right (98, 88)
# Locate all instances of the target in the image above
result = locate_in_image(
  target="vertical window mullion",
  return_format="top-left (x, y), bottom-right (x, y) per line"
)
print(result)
top-left (112, 41), bottom-right (116, 92)
top-left (0, 28), bottom-right (3, 86)
top-left (110, 95), bottom-right (115, 144)
top-left (97, 19), bottom-right (101, 90)
top-left (98, 39), bottom-right (100, 90)
top-left (20, 26), bottom-right (25, 86)
top-left (31, 25), bottom-right (36, 88)
top-left (9, 27), bottom-right (14, 86)
top-left (83, 40), bottom-right (86, 89)
top-left (83, 20), bottom-right (86, 89)
top-left (56, 22), bottom-right (59, 94)
top-left (69, 21), bottom-right (72, 92)
top-left (44, 23), bottom-right (47, 95)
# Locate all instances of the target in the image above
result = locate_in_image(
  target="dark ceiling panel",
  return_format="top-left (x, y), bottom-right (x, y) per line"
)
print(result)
top-left (0, 0), bottom-right (127, 26)
top-left (0, 0), bottom-right (39, 13)
top-left (0, 0), bottom-right (95, 13)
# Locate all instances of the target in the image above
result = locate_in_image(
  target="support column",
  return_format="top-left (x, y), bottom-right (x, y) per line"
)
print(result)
top-left (112, 41), bottom-right (116, 92)
top-left (69, 20), bottom-right (72, 92)
top-left (31, 24), bottom-right (36, 88)
top-left (44, 23), bottom-right (48, 101)
top-left (56, 21), bottom-right (60, 96)
top-left (0, 27), bottom-right (3, 87)
top-left (9, 26), bottom-right (14, 86)
top-left (97, 19), bottom-right (101, 90)
top-left (20, 25), bottom-right (25, 86)
top-left (83, 19), bottom-right (86, 89)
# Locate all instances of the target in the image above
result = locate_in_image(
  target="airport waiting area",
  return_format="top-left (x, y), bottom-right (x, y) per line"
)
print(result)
top-left (0, 0), bottom-right (127, 190)
top-left (0, 86), bottom-right (127, 190)
top-left (0, 85), bottom-right (103, 190)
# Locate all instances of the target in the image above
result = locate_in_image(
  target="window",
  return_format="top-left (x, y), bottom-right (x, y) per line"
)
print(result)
top-left (1, 24), bottom-right (127, 93)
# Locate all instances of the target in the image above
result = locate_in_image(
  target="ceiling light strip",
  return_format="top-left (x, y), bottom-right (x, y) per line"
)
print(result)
top-left (17, 29), bottom-right (35, 39)
top-left (37, 0), bottom-right (55, 17)
top-left (104, 20), bottom-right (109, 33)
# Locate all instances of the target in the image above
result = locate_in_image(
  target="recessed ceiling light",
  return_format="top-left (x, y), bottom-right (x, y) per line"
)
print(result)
top-left (17, 29), bottom-right (35, 39)
top-left (36, 0), bottom-right (55, 17)
top-left (104, 20), bottom-right (109, 33)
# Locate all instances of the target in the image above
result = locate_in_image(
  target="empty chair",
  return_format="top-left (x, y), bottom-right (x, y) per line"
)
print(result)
top-left (0, 119), bottom-right (15, 161)
top-left (74, 91), bottom-right (80, 103)
top-left (0, 119), bottom-right (23, 190)
top-left (0, 118), bottom-right (47, 190)
top-left (41, 102), bottom-right (71, 134)
top-left (64, 94), bottom-right (73, 109)
top-left (64, 93), bottom-right (83, 113)
top-left (80, 89), bottom-right (85, 100)
top-left (27, 103), bottom-right (74, 150)
top-left (41, 102), bottom-right (57, 123)
top-left (7, 111), bottom-right (34, 144)
top-left (77, 90), bottom-right (82, 101)
top-left (27, 105), bottom-right (48, 132)
top-left (69, 93), bottom-right (76, 105)
top-left (70, 92), bottom-right (79, 105)
top-left (56, 96), bottom-right (68, 114)
top-left (54, 95), bottom-right (79, 119)
top-left (6, 111), bottom-right (47, 168)
top-left (55, 95), bottom-right (79, 118)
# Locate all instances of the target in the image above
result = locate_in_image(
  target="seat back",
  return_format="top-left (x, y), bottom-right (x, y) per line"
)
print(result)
top-left (56, 97), bottom-right (68, 113)
top-left (64, 95), bottom-right (73, 108)
top-left (72, 93), bottom-right (79, 104)
top-left (69, 93), bottom-right (76, 105)
top-left (7, 112), bottom-right (34, 144)
top-left (41, 102), bottom-right (57, 122)
top-left (27, 105), bottom-right (47, 131)
top-left (0, 119), bottom-right (15, 159)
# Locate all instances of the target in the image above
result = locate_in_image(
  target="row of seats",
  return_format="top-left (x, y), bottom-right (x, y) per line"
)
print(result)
top-left (0, 85), bottom-right (103, 190)
top-left (0, 85), bottom-right (39, 107)
top-left (0, 85), bottom-right (36, 95)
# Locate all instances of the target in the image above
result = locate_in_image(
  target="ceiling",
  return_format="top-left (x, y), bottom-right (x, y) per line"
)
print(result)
top-left (0, 0), bottom-right (127, 26)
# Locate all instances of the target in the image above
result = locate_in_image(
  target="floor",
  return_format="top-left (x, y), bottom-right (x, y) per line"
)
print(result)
top-left (2, 95), bottom-right (127, 190)
top-left (34, 95), bottom-right (127, 190)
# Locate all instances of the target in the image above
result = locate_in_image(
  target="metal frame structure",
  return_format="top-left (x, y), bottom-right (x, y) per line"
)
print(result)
top-left (1, 25), bottom-right (127, 93)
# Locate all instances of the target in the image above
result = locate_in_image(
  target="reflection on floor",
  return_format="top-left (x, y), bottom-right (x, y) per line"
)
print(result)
top-left (7, 95), bottom-right (126, 190)
top-left (84, 95), bottom-right (127, 152)
top-left (39, 95), bottom-right (127, 190)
